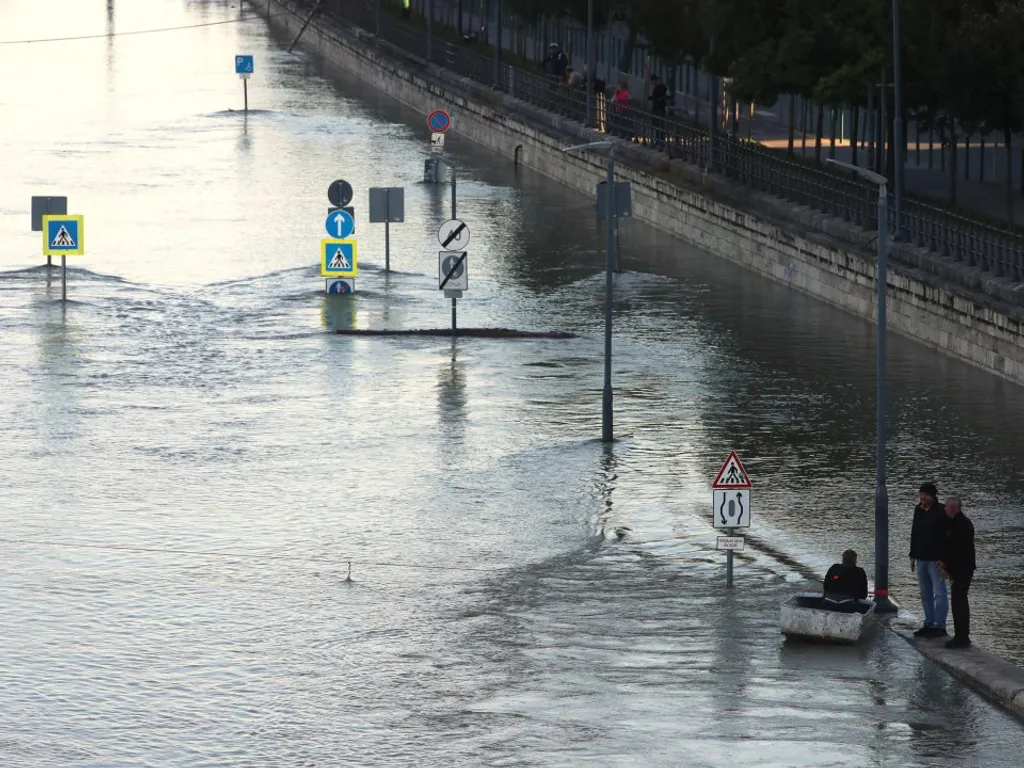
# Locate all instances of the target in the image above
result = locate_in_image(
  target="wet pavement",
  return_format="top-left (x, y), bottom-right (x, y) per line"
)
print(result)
top-left (1, 1), bottom-right (1024, 765)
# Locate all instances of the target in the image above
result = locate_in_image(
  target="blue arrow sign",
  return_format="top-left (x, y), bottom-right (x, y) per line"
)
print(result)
top-left (235, 55), bottom-right (254, 75)
top-left (325, 209), bottom-right (355, 239)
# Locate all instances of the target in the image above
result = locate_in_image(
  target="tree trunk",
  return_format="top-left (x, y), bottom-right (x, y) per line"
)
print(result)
top-left (886, 102), bottom-right (896, 180)
top-left (829, 107), bottom-right (838, 159)
top-left (787, 95), bottom-right (796, 156)
top-left (1005, 128), bottom-right (1015, 226)
top-left (801, 100), bottom-right (808, 155)
top-left (814, 103), bottom-right (825, 162)
top-left (866, 85), bottom-right (875, 171)
top-left (618, 24), bottom-right (638, 77)
top-left (851, 105), bottom-right (860, 166)
top-left (948, 127), bottom-right (958, 204)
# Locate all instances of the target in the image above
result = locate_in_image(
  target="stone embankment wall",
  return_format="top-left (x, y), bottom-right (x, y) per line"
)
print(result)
top-left (252, 0), bottom-right (1024, 385)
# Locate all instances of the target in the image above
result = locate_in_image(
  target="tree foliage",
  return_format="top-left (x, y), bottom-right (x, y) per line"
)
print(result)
top-left (505, 0), bottom-right (1024, 142)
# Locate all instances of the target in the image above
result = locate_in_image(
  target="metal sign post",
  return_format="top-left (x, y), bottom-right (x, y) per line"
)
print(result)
top-left (438, 217), bottom-right (469, 337)
top-left (41, 214), bottom-right (84, 301)
top-left (711, 451), bottom-right (752, 588)
top-left (31, 196), bottom-right (68, 267)
top-left (235, 55), bottom-right (254, 113)
top-left (325, 180), bottom-right (357, 293)
top-left (726, 527), bottom-right (735, 588)
top-left (369, 187), bottom-right (406, 273)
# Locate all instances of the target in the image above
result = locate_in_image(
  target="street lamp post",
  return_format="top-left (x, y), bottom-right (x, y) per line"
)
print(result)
top-left (563, 141), bottom-right (616, 443)
top-left (826, 158), bottom-right (897, 614)
top-left (892, 0), bottom-right (904, 239)
top-left (585, 0), bottom-right (594, 128)
top-left (426, 0), bottom-right (434, 63)
top-left (492, 0), bottom-right (502, 90)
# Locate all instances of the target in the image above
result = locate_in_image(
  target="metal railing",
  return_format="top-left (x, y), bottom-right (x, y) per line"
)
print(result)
top-left (306, 0), bottom-right (1024, 290)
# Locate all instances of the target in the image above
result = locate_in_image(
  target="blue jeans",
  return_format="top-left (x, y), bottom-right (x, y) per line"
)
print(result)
top-left (916, 560), bottom-right (949, 629)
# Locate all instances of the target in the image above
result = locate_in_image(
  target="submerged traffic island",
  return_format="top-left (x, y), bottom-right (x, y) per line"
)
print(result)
top-left (332, 328), bottom-right (577, 339)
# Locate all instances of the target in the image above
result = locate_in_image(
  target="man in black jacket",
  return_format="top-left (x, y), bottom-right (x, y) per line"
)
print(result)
top-left (939, 496), bottom-right (976, 649)
top-left (909, 482), bottom-right (950, 638)
top-left (823, 550), bottom-right (869, 600)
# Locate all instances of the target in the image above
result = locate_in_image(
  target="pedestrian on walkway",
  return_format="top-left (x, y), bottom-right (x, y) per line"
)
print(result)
top-left (610, 81), bottom-right (630, 139)
top-left (939, 497), bottom-right (976, 649)
top-left (541, 43), bottom-right (568, 85)
top-left (823, 549), bottom-right (868, 600)
top-left (910, 482), bottom-right (950, 638)
top-left (648, 74), bottom-right (668, 117)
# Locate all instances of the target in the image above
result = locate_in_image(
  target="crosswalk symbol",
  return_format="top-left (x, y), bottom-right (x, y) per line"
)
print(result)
top-left (51, 226), bottom-right (75, 248)
top-left (320, 239), bottom-right (358, 278)
top-left (42, 215), bottom-right (85, 256)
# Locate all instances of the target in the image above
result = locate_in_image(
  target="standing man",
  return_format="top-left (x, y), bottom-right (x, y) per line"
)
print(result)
top-left (939, 497), bottom-right (976, 649)
top-left (909, 482), bottom-right (949, 638)
top-left (541, 43), bottom-right (569, 86)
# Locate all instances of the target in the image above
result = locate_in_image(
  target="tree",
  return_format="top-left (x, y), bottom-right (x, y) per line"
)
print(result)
top-left (960, 0), bottom-right (1024, 224)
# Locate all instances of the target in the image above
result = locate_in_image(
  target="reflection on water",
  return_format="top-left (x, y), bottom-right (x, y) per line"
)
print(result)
top-left (1, 0), bottom-right (1023, 765)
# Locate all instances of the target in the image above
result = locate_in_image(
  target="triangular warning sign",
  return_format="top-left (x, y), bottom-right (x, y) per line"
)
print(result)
top-left (51, 225), bottom-right (76, 248)
top-left (328, 249), bottom-right (350, 269)
top-left (711, 451), bottom-right (752, 489)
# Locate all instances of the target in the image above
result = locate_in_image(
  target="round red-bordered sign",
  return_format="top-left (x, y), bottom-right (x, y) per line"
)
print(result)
top-left (427, 109), bottom-right (452, 134)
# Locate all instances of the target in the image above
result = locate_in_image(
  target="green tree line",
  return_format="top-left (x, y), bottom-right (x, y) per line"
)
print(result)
top-left (499, 0), bottom-right (1024, 218)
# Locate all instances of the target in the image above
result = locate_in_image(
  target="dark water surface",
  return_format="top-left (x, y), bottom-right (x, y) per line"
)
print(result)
top-left (2, 1), bottom-right (1023, 765)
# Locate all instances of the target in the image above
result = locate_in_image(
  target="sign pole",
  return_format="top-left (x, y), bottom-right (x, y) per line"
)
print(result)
top-left (451, 297), bottom-right (457, 337)
top-left (726, 527), bottom-right (735, 588)
top-left (244, 78), bottom-right (248, 114)
top-left (61, 256), bottom-right (67, 301)
top-left (385, 191), bottom-right (391, 273)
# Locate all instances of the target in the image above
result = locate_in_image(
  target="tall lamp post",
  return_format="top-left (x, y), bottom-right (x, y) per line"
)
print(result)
top-left (892, 0), bottom-right (904, 240)
top-left (827, 158), bottom-right (897, 614)
top-left (585, 0), bottom-right (594, 128)
top-left (563, 141), bottom-right (616, 443)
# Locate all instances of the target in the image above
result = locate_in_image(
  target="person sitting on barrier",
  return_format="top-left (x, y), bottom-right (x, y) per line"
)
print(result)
top-left (564, 67), bottom-right (584, 90)
top-left (823, 550), bottom-right (869, 600)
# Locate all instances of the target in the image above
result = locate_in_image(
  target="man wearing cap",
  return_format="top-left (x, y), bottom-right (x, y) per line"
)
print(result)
top-left (909, 482), bottom-right (950, 638)
top-left (541, 43), bottom-right (569, 84)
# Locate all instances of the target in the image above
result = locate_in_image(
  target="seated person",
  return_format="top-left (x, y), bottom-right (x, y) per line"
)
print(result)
top-left (823, 550), bottom-right (869, 600)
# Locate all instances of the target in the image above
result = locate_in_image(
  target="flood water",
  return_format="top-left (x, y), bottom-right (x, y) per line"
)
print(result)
top-left (2, 1), bottom-right (1024, 765)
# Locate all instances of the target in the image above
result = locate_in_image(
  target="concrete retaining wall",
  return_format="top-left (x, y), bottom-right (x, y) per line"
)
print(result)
top-left (253, 0), bottom-right (1024, 385)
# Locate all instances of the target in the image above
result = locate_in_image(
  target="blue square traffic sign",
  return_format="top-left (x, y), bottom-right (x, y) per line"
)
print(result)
top-left (42, 215), bottom-right (84, 256)
top-left (235, 55), bottom-right (254, 75)
top-left (321, 239), bottom-right (358, 278)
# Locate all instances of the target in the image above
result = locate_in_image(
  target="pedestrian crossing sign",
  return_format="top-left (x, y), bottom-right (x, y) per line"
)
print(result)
top-left (321, 239), bottom-right (358, 277)
top-left (42, 214), bottom-right (84, 256)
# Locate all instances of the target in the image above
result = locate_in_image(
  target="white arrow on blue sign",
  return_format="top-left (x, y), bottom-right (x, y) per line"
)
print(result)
top-left (325, 209), bottom-right (355, 239)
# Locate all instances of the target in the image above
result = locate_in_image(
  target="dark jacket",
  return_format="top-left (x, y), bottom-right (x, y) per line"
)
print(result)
top-left (941, 512), bottom-right (976, 580)
top-left (542, 50), bottom-right (568, 78)
top-left (909, 502), bottom-right (948, 561)
top-left (649, 82), bottom-right (668, 115)
top-left (823, 564), bottom-right (869, 599)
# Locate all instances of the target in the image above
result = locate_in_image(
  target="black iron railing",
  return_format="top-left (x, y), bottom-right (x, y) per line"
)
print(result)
top-left (299, 0), bottom-right (1024, 289)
